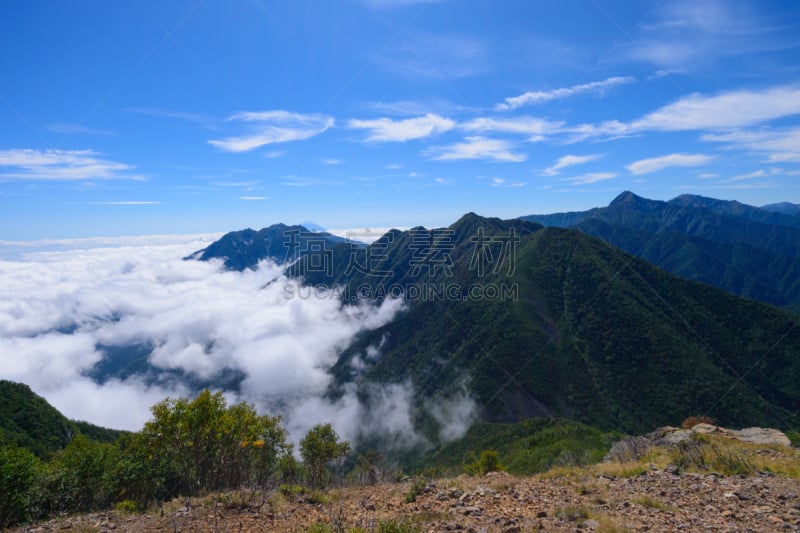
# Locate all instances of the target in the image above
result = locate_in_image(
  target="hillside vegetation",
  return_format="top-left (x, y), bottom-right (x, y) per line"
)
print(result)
top-left (0, 381), bottom-right (122, 457)
top-left (522, 191), bottom-right (800, 310)
top-left (1, 386), bottom-right (628, 528)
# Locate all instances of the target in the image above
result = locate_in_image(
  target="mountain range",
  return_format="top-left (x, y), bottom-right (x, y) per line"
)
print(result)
top-left (521, 192), bottom-right (800, 311)
top-left (197, 205), bottom-right (800, 437)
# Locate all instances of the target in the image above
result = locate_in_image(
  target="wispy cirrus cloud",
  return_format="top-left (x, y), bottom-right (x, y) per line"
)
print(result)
top-left (380, 31), bottom-right (486, 79)
top-left (727, 167), bottom-right (784, 182)
top-left (349, 114), bottom-right (455, 142)
top-left (490, 177), bottom-right (525, 188)
top-left (556, 86), bottom-right (800, 145)
top-left (92, 201), bottom-right (160, 205)
top-left (0, 149), bottom-right (141, 181)
top-left (631, 86), bottom-right (800, 131)
top-left (703, 127), bottom-right (800, 163)
top-left (460, 116), bottom-right (563, 141)
top-left (626, 153), bottom-right (714, 175)
top-left (46, 123), bottom-right (115, 136)
top-left (562, 172), bottom-right (616, 185)
top-left (542, 154), bottom-right (601, 176)
top-left (426, 136), bottom-right (526, 162)
top-left (209, 111), bottom-right (334, 153)
top-left (627, 0), bottom-right (794, 70)
top-left (496, 76), bottom-right (635, 111)
top-left (125, 107), bottom-right (218, 129)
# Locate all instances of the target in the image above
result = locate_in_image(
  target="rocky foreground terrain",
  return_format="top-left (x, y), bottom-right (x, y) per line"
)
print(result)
top-left (16, 468), bottom-right (800, 532)
top-left (16, 427), bottom-right (800, 532)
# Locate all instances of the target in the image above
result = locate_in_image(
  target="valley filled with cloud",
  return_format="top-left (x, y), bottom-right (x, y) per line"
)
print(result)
top-left (0, 235), bottom-right (435, 446)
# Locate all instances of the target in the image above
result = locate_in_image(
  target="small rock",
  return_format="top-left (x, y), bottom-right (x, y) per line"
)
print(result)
top-left (579, 518), bottom-right (599, 530)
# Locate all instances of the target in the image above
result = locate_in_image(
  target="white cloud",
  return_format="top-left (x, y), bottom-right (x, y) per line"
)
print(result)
top-left (728, 168), bottom-right (782, 182)
top-left (496, 76), bottom-right (635, 111)
top-left (126, 107), bottom-right (218, 129)
top-left (542, 154), bottom-right (601, 176)
top-left (490, 177), bottom-right (525, 188)
top-left (427, 136), bottom-right (526, 162)
top-left (46, 123), bottom-right (115, 136)
top-left (563, 172), bottom-right (617, 185)
top-left (322, 158), bottom-right (343, 165)
top-left (627, 0), bottom-right (791, 70)
top-left (349, 114), bottom-right (455, 142)
top-left (548, 86), bottom-right (800, 144)
top-left (460, 116), bottom-right (564, 139)
top-left (428, 386), bottom-right (477, 442)
top-left (702, 127), bottom-right (800, 163)
top-left (0, 239), bottom-right (403, 433)
top-left (631, 86), bottom-right (800, 131)
top-left (209, 111), bottom-right (334, 152)
top-left (93, 201), bottom-right (160, 205)
top-left (561, 120), bottom-right (632, 143)
top-left (239, 196), bottom-right (267, 201)
top-left (626, 153), bottom-right (714, 175)
top-left (0, 149), bottom-right (140, 181)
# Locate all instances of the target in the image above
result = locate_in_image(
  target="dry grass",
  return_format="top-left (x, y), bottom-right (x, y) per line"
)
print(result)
top-left (539, 433), bottom-right (800, 482)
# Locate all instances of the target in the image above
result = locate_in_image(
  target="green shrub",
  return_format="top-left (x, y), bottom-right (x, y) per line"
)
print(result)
top-left (279, 483), bottom-right (306, 497)
top-left (555, 504), bottom-right (591, 521)
top-left (378, 519), bottom-right (423, 533)
top-left (465, 449), bottom-right (504, 476)
top-left (670, 437), bottom-right (754, 476)
top-left (787, 431), bottom-right (800, 448)
top-left (404, 477), bottom-right (427, 503)
top-left (114, 499), bottom-right (139, 513)
top-left (0, 445), bottom-right (40, 527)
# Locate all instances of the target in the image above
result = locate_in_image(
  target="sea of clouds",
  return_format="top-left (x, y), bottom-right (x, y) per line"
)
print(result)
top-left (0, 234), bottom-right (475, 447)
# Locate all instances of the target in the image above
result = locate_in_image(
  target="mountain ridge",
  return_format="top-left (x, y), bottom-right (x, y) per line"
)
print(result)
top-left (190, 208), bottom-right (800, 437)
top-left (522, 191), bottom-right (800, 309)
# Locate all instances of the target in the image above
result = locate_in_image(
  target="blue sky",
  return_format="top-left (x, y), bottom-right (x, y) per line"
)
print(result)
top-left (1, 0), bottom-right (799, 240)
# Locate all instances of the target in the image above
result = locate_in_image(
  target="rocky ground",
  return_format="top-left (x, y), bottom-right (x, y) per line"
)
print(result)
top-left (16, 468), bottom-right (800, 532)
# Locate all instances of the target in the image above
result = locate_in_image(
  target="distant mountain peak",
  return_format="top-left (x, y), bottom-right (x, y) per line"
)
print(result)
top-left (609, 191), bottom-right (653, 208)
top-left (300, 221), bottom-right (326, 233)
top-left (608, 191), bottom-right (647, 207)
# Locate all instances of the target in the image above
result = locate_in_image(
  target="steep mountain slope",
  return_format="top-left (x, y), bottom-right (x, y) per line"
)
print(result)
top-left (195, 213), bottom-right (800, 436)
top-left (522, 192), bottom-right (800, 309)
top-left (0, 381), bottom-right (123, 456)
top-left (315, 215), bottom-right (800, 435)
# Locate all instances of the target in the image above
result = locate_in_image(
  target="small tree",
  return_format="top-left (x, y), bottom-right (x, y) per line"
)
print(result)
top-left (355, 449), bottom-right (383, 486)
top-left (0, 445), bottom-right (40, 528)
top-left (299, 424), bottom-right (350, 489)
top-left (466, 449), bottom-right (504, 476)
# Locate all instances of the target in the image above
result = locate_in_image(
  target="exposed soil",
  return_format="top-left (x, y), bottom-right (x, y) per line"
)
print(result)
top-left (17, 469), bottom-right (800, 532)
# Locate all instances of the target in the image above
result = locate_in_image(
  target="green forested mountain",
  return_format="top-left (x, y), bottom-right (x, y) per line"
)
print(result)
top-left (193, 211), bottom-right (800, 436)
top-left (0, 381), bottom-right (123, 457)
top-left (521, 191), bottom-right (800, 309)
